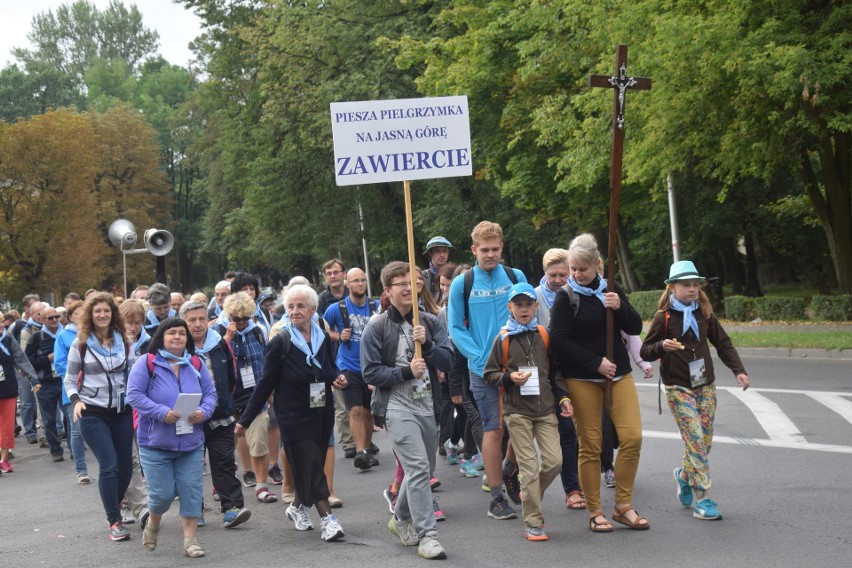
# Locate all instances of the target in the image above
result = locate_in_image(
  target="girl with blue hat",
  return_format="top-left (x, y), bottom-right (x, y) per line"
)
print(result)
top-left (640, 260), bottom-right (750, 521)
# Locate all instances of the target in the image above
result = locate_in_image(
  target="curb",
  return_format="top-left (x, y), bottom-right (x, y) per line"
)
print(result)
top-left (738, 347), bottom-right (852, 360)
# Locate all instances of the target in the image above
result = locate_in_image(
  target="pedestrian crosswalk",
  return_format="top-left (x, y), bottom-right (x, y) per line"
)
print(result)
top-left (637, 383), bottom-right (852, 455)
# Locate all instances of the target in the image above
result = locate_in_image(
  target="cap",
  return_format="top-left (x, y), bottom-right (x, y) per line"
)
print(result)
top-left (508, 282), bottom-right (537, 302)
top-left (664, 260), bottom-right (706, 285)
top-left (257, 293), bottom-right (276, 305)
top-left (423, 236), bottom-right (453, 254)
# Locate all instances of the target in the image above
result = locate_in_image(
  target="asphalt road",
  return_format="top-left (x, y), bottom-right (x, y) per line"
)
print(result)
top-left (2, 352), bottom-right (850, 567)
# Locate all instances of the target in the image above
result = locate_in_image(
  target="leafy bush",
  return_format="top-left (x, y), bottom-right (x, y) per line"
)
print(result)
top-left (753, 296), bottom-right (807, 321)
top-left (723, 296), bottom-right (754, 321)
top-left (809, 295), bottom-right (852, 321)
top-left (629, 290), bottom-right (665, 320)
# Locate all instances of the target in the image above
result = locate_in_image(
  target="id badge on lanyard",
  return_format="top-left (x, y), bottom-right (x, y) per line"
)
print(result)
top-left (309, 382), bottom-right (326, 408)
top-left (688, 357), bottom-right (708, 388)
top-left (519, 366), bottom-right (540, 396)
top-left (240, 364), bottom-right (256, 389)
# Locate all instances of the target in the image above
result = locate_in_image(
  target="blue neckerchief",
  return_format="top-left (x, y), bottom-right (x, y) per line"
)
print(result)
top-left (131, 327), bottom-right (150, 355)
top-left (195, 329), bottom-right (222, 360)
top-left (146, 307), bottom-right (175, 327)
top-left (286, 320), bottom-right (325, 368)
top-left (538, 276), bottom-right (557, 309)
top-left (26, 319), bottom-right (44, 330)
top-left (42, 323), bottom-right (64, 339)
top-left (86, 331), bottom-right (125, 358)
top-left (670, 295), bottom-right (700, 339)
top-left (215, 304), bottom-right (222, 316)
top-left (255, 304), bottom-right (271, 336)
top-left (0, 328), bottom-right (9, 356)
top-left (501, 315), bottom-right (540, 339)
top-left (429, 263), bottom-right (440, 275)
top-left (568, 275), bottom-right (607, 306)
top-left (158, 348), bottom-right (201, 379)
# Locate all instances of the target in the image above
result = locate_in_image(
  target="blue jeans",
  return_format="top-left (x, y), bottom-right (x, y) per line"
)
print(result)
top-left (139, 445), bottom-right (204, 518)
top-left (79, 412), bottom-right (133, 525)
top-left (61, 403), bottom-right (87, 474)
top-left (16, 375), bottom-right (37, 439)
top-left (469, 372), bottom-right (502, 432)
top-left (35, 380), bottom-right (62, 456)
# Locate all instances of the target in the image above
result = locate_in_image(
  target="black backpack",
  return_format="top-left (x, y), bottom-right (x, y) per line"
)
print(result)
top-left (337, 298), bottom-right (376, 329)
top-left (462, 265), bottom-right (518, 327)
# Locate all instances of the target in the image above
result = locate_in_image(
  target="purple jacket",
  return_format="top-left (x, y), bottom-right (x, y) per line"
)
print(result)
top-left (126, 354), bottom-right (217, 452)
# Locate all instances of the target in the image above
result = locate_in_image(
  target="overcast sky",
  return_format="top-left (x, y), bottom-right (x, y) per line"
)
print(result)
top-left (0, 0), bottom-right (203, 68)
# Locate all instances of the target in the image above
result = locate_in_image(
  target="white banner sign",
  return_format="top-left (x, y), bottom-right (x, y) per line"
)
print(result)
top-left (330, 96), bottom-right (472, 186)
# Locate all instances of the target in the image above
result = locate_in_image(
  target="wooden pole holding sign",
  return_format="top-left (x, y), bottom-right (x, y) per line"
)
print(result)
top-left (403, 179), bottom-right (422, 358)
top-left (589, 45), bottom-right (651, 409)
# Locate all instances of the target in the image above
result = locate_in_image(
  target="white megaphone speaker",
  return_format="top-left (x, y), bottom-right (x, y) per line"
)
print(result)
top-left (144, 228), bottom-right (174, 256)
top-left (108, 219), bottom-right (137, 247)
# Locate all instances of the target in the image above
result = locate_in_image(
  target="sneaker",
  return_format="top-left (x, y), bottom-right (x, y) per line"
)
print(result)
top-left (471, 453), bottom-right (484, 470)
top-left (320, 513), bottom-right (345, 541)
top-left (487, 494), bottom-right (517, 520)
top-left (673, 467), bottom-right (693, 508)
top-left (78, 472), bottom-right (92, 485)
top-left (388, 515), bottom-right (418, 546)
top-left (197, 513), bottom-right (206, 527)
top-left (367, 442), bottom-right (380, 455)
top-left (121, 507), bottom-right (135, 524)
top-left (286, 504), bottom-right (314, 531)
top-left (243, 470), bottom-right (257, 487)
top-left (212, 487), bottom-right (219, 501)
top-left (417, 535), bottom-right (447, 560)
top-left (27, 436), bottom-right (38, 444)
top-left (0, 460), bottom-right (13, 473)
top-left (433, 497), bottom-right (445, 522)
top-left (52, 453), bottom-right (64, 462)
top-left (429, 476), bottom-right (441, 490)
top-left (481, 474), bottom-right (491, 493)
top-left (344, 447), bottom-right (357, 459)
top-left (383, 486), bottom-right (398, 514)
top-left (223, 507), bottom-right (251, 528)
top-left (693, 498), bottom-right (722, 520)
top-left (354, 451), bottom-right (372, 470)
top-left (39, 437), bottom-right (48, 448)
top-left (445, 441), bottom-right (459, 465)
top-left (525, 525), bottom-right (548, 541)
top-left (268, 463), bottom-right (283, 485)
top-left (139, 509), bottom-right (150, 530)
top-left (604, 468), bottom-right (616, 488)
top-left (107, 522), bottom-right (130, 541)
top-left (459, 459), bottom-right (479, 478)
top-left (503, 468), bottom-right (522, 504)
top-left (368, 453), bottom-right (380, 467)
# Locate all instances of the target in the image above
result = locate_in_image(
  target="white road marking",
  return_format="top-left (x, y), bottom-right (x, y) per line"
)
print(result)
top-left (642, 430), bottom-right (852, 455)
top-left (805, 392), bottom-right (852, 428)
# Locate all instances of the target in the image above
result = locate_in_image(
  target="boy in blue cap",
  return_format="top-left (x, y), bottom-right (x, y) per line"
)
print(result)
top-left (484, 282), bottom-right (573, 541)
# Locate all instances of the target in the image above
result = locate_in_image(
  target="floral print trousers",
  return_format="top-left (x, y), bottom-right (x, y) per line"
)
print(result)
top-left (665, 383), bottom-right (716, 500)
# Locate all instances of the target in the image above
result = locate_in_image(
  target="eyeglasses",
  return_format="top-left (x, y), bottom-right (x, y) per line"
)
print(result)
top-left (46, 315), bottom-right (61, 321)
top-left (389, 282), bottom-right (412, 289)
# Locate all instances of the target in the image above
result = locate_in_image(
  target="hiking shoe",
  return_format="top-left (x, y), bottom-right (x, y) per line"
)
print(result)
top-left (503, 468), bottom-right (522, 504)
top-left (51, 453), bottom-right (64, 462)
top-left (286, 504), bottom-right (314, 531)
top-left (445, 441), bottom-right (459, 465)
top-left (481, 474), bottom-right (491, 493)
top-left (77, 471), bottom-right (91, 484)
top-left (487, 494), bottom-right (517, 520)
top-left (223, 507), bottom-right (251, 528)
top-left (459, 459), bottom-right (479, 478)
top-left (243, 470), bottom-right (257, 487)
top-left (121, 507), bottom-right (135, 524)
top-left (526, 525), bottom-right (548, 541)
top-left (108, 522), bottom-right (130, 541)
top-left (388, 515), bottom-right (419, 546)
top-left (694, 498), bottom-right (722, 520)
top-left (268, 464), bottom-right (283, 485)
top-left (674, 467), bottom-right (693, 508)
top-left (354, 451), bottom-right (372, 470)
top-left (433, 497), bottom-right (445, 522)
top-left (320, 513), bottom-right (344, 541)
top-left (429, 476), bottom-right (441, 490)
top-left (471, 453), bottom-right (484, 470)
top-left (367, 442), bottom-right (380, 455)
top-left (344, 447), bottom-right (356, 459)
top-left (383, 486), bottom-right (398, 514)
top-left (418, 535), bottom-right (447, 560)
top-left (604, 468), bottom-right (615, 488)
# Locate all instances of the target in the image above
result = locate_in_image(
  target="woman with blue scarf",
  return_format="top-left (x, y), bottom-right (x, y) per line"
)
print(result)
top-left (235, 284), bottom-right (348, 542)
top-left (63, 293), bottom-right (136, 542)
top-left (126, 317), bottom-right (217, 557)
top-left (549, 234), bottom-right (646, 533)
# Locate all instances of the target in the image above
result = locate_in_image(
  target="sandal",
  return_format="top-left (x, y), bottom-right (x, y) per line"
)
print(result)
top-left (185, 542), bottom-right (205, 558)
top-left (588, 511), bottom-right (613, 533)
top-left (612, 506), bottom-right (650, 530)
top-left (256, 488), bottom-right (278, 503)
top-left (142, 524), bottom-right (159, 551)
top-left (566, 490), bottom-right (587, 510)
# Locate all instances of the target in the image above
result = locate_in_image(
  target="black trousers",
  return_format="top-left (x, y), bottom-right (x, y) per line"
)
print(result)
top-left (285, 439), bottom-right (330, 509)
top-left (203, 422), bottom-right (244, 512)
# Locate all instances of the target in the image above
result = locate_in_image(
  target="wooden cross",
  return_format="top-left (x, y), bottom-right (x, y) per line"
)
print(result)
top-left (589, 44), bottom-right (651, 408)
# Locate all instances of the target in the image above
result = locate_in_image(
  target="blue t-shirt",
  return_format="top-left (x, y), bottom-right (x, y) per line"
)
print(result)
top-left (323, 297), bottom-right (378, 373)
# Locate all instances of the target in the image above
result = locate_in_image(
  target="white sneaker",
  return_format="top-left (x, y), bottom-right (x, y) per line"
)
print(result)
top-left (388, 515), bottom-right (419, 546)
top-left (120, 507), bottom-right (135, 524)
top-left (418, 535), bottom-right (447, 560)
top-left (286, 504), bottom-right (313, 531)
top-left (320, 514), bottom-right (344, 541)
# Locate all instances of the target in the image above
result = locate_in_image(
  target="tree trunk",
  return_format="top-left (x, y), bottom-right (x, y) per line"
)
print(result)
top-left (743, 232), bottom-right (763, 297)
top-left (616, 218), bottom-right (639, 293)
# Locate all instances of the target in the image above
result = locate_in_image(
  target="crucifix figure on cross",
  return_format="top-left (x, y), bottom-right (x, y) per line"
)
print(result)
top-left (589, 44), bottom-right (651, 408)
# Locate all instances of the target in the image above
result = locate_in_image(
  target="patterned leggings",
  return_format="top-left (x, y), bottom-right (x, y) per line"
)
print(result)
top-left (665, 383), bottom-right (716, 500)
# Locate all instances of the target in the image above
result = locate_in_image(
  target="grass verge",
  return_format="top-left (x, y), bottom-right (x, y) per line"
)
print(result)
top-left (726, 331), bottom-right (852, 350)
